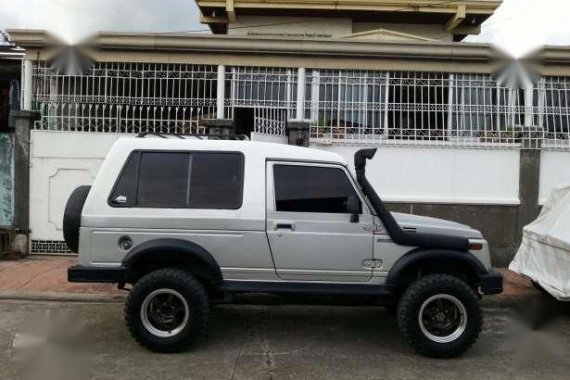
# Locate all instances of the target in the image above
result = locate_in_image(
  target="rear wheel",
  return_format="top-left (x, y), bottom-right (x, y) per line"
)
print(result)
top-left (397, 274), bottom-right (482, 358)
top-left (125, 269), bottom-right (209, 352)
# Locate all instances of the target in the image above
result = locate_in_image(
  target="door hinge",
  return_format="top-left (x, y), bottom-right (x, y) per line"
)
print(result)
top-left (362, 259), bottom-right (383, 269)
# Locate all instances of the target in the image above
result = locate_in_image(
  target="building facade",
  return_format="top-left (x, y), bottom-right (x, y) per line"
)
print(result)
top-left (6, 0), bottom-right (570, 264)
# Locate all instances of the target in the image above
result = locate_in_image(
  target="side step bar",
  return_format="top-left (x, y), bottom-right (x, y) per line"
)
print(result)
top-left (222, 281), bottom-right (392, 297)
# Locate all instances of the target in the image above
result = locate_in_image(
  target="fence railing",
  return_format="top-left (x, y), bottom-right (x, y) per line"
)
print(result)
top-left (33, 62), bottom-right (218, 135)
top-left (30, 61), bottom-right (570, 150)
top-left (306, 70), bottom-right (536, 149)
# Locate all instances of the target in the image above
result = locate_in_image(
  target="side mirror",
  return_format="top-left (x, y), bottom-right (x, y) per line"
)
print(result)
top-left (346, 196), bottom-right (361, 223)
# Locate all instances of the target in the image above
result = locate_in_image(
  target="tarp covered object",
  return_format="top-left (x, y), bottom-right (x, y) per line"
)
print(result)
top-left (509, 184), bottom-right (570, 301)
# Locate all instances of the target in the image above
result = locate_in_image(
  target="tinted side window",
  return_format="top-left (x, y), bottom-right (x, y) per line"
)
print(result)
top-left (138, 152), bottom-right (190, 208)
top-left (189, 153), bottom-right (244, 209)
top-left (110, 152), bottom-right (139, 206)
top-left (274, 165), bottom-right (359, 213)
top-left (110, 151), bottom-right (243, 209)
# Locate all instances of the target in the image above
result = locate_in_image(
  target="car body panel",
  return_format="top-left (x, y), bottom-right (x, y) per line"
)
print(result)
top-left (264, 161), bottom-right (375, 282)
top-left (74, 138), bottom-right (494, 288)
top-left (392, 213), bottom-right (483, 239)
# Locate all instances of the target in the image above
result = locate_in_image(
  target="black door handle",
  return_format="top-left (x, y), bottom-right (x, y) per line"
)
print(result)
top-left (274, 221), bottom-right (295, 230)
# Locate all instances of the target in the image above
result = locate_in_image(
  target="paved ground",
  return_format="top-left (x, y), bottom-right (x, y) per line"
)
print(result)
top-left (0, 299), bottom-right (569, 380)
top-left (0, 257), bottom-right (121, 296)
top-left (1, 257), bottom-right (568, 379)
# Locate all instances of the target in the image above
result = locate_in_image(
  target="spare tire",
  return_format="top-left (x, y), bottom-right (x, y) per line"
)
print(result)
top-left (63, 186), bottom-right (91, 253)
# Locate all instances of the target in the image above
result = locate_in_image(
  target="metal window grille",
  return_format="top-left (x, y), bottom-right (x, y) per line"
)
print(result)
top-left (535, 77), bottom-right (570, 150)
top-left (32, 62), bottom-right (218, 134)
top-left (307, 69), bottom-right (386, 141)
top-left (30, 60), bottom-right (563, 149)
top-left (226, 66), bottom-right (297, 134)
top-left (254, 108), bottom-right (288, 136)
top-left (451, 74), bottom-right (527, 146)
top-left (307, 70), bottom-right (526, 148)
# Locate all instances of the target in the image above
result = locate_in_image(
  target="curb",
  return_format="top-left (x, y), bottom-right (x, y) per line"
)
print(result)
top-left (0, 291), bottom-right (126, 303)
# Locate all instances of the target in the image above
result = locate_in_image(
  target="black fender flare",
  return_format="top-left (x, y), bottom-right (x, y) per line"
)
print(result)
top-left (122, 238), bottom-right (223, 283)
top-left (385, 248), bottom-right (488, 288)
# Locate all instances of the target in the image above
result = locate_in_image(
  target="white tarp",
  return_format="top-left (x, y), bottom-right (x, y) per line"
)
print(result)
top-left (509, 184), bottom-right (570, 301)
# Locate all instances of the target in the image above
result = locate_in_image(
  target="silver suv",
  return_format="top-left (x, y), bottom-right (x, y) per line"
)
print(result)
top-left (65, 137), bottom-right (502, 358)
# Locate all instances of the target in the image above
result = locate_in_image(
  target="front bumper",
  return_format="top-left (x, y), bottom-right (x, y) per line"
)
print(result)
top-left (68, 265), bottom-right (126, 283)
top-left (479, 269), bottom-right (503, 295)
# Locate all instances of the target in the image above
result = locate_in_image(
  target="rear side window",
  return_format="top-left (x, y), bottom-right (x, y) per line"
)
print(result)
top-left (273, 164), bottom-right (359, 213)
top-left (110, 151), bottom-right (243, 209)
top-left (189, 153), bottom-right (243, 209)
top-left (138, 152), bottom-right (190, 208)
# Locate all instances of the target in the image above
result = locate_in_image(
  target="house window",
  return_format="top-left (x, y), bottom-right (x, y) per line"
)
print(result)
top-left (452, 74), bottom-right (500, 135)
top-left (309, 70), bottom-right (385, 140)
top-left (387, 72), bottom-right (449, 141)
top-left (541, 77), bottom-right (570, 139)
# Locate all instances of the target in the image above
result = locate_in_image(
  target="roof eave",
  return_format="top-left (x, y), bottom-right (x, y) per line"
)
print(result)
top-left (86, 32), bottom-right (500, 63)
top-left (525, 46), bottom-right (570, 76)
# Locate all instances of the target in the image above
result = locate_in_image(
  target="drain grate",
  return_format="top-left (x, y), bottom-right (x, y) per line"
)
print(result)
top-left (31, 240), bottom-right (74, 255)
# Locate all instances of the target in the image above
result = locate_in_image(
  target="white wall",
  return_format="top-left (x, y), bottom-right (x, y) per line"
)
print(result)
top-left (228, 16), bottom-right (352, 38)
top-left (30, 131), bottom-right (124, 241)
top-left (251, 132), bottom-right (288, 144)
top-left (351, 22), bottom-right (453, 42)
top-left (311, 144), bottom-right (521, 205)
top-left (540, 151), bottom-right (570, 204)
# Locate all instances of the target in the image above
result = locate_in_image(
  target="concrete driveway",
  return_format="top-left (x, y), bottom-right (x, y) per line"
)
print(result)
top-left (0, 299), bottom-right (569, 380)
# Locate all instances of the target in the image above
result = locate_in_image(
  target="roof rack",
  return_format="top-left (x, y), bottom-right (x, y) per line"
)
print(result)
top-left (136, 132), bottom-right (250, 141)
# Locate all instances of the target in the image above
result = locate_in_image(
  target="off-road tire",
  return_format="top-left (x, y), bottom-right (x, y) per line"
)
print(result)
top-left (125, 268), bottom-right (209, 353)
top-left (397, 274), bottom-right (482, 358)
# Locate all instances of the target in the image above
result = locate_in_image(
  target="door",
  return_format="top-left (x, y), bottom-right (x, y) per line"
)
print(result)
top-left (266, 161), bottom-right (374, 282)
top-left (234, 108), bottom-right (255, 137)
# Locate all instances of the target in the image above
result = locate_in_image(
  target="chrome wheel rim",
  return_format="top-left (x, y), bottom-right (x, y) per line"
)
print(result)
top-left (419, 294), bottom-right (467, 344)
top-left (141, 289), bottom-right (190, 338)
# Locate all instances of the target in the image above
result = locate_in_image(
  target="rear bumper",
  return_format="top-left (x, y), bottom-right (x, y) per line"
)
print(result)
top-left (480, 269), bottom-right (503, 295)
top-left (68, 265), bottom-right (126, 283)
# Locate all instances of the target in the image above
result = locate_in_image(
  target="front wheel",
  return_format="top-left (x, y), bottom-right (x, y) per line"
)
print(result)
top-left (397, 274), bottom-right (482, 358)
top-left (125, 269), bottom-right (209, 352)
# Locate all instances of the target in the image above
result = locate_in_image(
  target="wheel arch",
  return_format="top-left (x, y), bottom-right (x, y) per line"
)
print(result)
top-left (386, 248), bottom-right (488, 290)
top-left (122, 238), bottom-right (223, 285)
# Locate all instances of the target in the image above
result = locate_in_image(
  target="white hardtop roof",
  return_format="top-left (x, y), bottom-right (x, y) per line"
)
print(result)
top-left (114, 137), bottom-right (348, 165)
